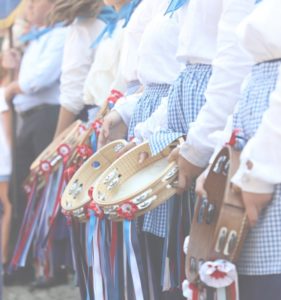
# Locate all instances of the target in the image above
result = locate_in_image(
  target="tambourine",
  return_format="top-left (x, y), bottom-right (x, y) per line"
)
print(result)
top-left (92, 140), bottom-right (181, 221)
top-left (30, 120), bottom-right (88, 175)
top-left (61, 140), bottom-right (127, 222)
top-left (186, 146), bottom-right (249, 283)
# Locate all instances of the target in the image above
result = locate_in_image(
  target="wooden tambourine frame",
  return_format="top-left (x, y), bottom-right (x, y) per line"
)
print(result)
top-left (61, 140), bottom-right (127, 222)
top-left (186, 146), bottom-right (248, 283)
top-left (93, 141), bottom-right (181, 221)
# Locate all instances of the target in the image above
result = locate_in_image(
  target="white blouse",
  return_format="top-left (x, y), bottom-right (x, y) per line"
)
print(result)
top-left (176, 0), bottom-right (222, 64)
top-left (179, 0), bottom-right (255, 166)
top-left (120, 0), bottom-right (162, 83)
top-left (60, 18), bottom-right (105, 114)
top-left (83, 21), bottom-right (127, 107)
top-left (137, 2), bottom-right (183, 85)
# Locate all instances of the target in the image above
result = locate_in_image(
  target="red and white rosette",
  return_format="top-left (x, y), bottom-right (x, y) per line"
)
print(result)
top-left (199, 260), bottom-right (237, 288)
top-left (199, 259), bottom-right (239, 300)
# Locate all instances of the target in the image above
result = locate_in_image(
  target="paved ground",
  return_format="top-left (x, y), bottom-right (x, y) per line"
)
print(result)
top-left (3, 284), bottom-right (80, 300)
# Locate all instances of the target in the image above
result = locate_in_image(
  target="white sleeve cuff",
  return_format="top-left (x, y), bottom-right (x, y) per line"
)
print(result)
top-left (179, 142), bottom-right (211, 168)
top-left (231, 164), bottom-right (275, 194)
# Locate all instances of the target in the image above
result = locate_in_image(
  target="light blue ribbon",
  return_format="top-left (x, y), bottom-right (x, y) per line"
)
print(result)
top-left (92, 0), bottom-right (141, 48)
top-left (165, 0), bottom-right (189, 15)
top-left (19, 22), bottom-right (64, 43)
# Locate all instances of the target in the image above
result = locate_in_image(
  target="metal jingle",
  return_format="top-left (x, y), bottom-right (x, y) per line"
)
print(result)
top-left (223, 230), bottom-right (238, 256)
top-left (137, 196), bottom-right (156, 210)
top-left (215, 227), bottom-right (228, 253)
top-left (213, 155), bottom-right (228, 174)
top-left (197, 197), bottom-right (208, 224)
top-left (206, 203), bottom-right (216, 224)
top-left (107, 177), bottom-right (120, 190)
top-left (163, 166), bottom-right (179, 182)
top-left (68, 179), bottom-right (79, 195)
top-left (114, 143), bottom-right (125, 153)
top-left (131, 189), bottom-right (152, 204)
top-left (104, 169), bottom-right (119, 184)
top-left (73, 184), bottom-right (83, 199)
top-left (190, 257), bottom-right (197, 273)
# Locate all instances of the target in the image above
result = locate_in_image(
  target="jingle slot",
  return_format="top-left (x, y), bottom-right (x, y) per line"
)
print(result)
top-left (223, 231), bottom-right (238, 256)
top-left (197, 197), bottom-right (208, 224)
top-left (137, 196), bottom-right (156, 210)
top-left (189, 257), bottom-right (197, 273)
top-left (206, 203), bottom-right (216, 224)
top-left (215, 227), bottom-right (228, 253)
top-left (213, 156), bottom-right (228, 174)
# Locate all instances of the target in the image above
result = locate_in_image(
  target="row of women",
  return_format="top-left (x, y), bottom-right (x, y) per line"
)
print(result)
top-left (0, 0), bottom-right (281, 299)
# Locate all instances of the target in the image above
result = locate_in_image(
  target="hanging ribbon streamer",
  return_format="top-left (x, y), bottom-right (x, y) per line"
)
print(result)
top-left (165, 0), bottom-right (189, 15)
top-left (123, 221), bottom-right (144, 300)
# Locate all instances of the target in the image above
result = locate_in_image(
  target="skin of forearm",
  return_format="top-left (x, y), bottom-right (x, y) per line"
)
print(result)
top-left (54, 106), bottom-right (77, 138)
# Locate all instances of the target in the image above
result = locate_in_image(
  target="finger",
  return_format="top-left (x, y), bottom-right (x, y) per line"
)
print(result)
top-left (138, 152), bottom-right (149, 164)
top-left (168, 148), bottom-right (180, 163)
top-left (195, 179), bottom-right (207, 199)
top-left (176, 171), bottom-right (187, 195)
top-left (245, 204), bottom-right (259, 227)
top-left (97, 130), bottom-right (107, 149)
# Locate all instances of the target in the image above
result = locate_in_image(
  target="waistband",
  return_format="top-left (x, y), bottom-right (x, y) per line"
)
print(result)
top-left (17, 104), bottom-right (59, 118)
top-left (145, 83), bottom-right (171, 94)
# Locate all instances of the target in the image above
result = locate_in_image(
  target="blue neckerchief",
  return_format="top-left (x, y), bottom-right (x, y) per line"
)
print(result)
top-left (165, 0), bottom-right (189, 15)
top-left (92, 0), bottom-right (141, 48)
top-left (19, 22), bottom-right (64, 43)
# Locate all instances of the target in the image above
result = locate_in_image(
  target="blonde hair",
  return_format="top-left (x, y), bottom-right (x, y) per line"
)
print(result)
top-left (49, 0), bottom-right (103, 26)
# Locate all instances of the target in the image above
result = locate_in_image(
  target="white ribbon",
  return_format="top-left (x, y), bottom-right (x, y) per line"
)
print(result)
top-left (92, 221), bottom-right (104, 300)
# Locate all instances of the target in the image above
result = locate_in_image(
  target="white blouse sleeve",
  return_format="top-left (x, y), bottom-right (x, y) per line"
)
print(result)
top-left (180, 0), bottom-right (255, 168)
top-left (232, 65), bottom-right (281, 193)
top-left (113, 92), bottom-right (142, 126)
top-left (134, 97), bottom-right (168, 144)
top-left (60, 18), bottom-right (105, 114)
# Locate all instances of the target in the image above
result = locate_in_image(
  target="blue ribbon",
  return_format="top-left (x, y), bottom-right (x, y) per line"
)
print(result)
top-left (90, 131), bottom-right (98, 153)
top-left (92, 0), bottom-right (141, 48)
top-left (19, 22), bottom-right (64, 43)
top-left (165, 0), bottom-right (189, 15)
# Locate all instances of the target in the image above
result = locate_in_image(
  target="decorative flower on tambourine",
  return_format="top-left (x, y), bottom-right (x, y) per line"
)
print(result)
top-left (91, 119), bottom-right (103, 134)
top-left (77, 144), bottom-right (93, 159)
top-left (199, 260), bottom-right (237, 289)
top-left (39, 160), bottom-right (52, 174)
top-left (116, 202), bottom-right (139, 220)
top-left (57, 143), bottom-right (71, 158)
top-left (87, 201), bottom-right (104, 219)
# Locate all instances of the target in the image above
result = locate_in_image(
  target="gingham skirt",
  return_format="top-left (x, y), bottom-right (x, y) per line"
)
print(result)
top-left (126, 83), bottom-right (171, 238)
top-left (143, 65), bottom-right (212, 237)
top-left (127, 83), bottom-right (171, 140)
top-left (149, 64), bottom-right (212, 155)
top-left (234, 60), bottom-right (281, 275)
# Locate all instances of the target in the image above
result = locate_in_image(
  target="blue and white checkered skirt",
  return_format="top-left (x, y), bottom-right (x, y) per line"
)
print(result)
top-left (234, 60), bottom-right (281, 275)
top-left (149, 64), bottom-right (212, 155)
top-left (143, 65), bottom-right (212, 238)
top-left (127, 83), bottom-right (171, 140)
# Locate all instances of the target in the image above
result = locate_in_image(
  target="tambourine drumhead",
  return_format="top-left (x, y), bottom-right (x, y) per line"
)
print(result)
top-left (61, 140), bottom-right (127, 215)
top-left (93, 141), bottom-right (180, 219)
top-left (30, 120), bottom-right (84, 171)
